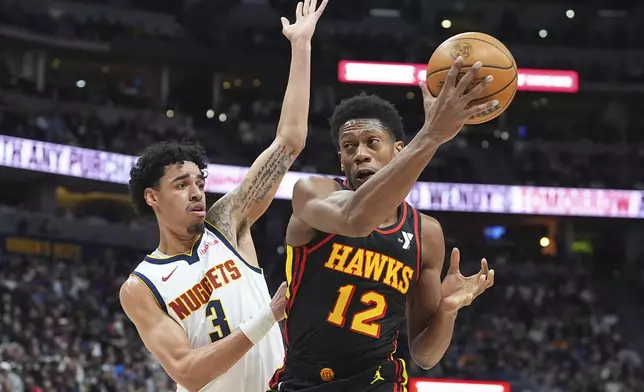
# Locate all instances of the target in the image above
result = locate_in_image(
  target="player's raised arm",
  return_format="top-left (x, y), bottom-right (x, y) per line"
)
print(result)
top-left (206, 0), bottom-right (328, 243)
top-left (120, 277), bottom-right (287, 392)
top-left (291, 59), bottom-right (496, 238)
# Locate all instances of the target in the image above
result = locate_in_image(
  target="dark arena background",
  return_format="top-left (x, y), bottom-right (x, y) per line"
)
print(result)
top-left (0, 0), bottom-right (643, 391)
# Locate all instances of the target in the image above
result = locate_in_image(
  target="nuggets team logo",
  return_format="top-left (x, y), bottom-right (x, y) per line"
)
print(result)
top-left (450, 42), bottom-right (472, 59)
top-left (320, 367), bottom-right (335, 382)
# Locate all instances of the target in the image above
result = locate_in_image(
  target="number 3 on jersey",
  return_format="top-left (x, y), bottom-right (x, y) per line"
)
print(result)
top-left (206, 300), bottom-right (232, 342)
top-left (327, 284), bottom-right (387, 338)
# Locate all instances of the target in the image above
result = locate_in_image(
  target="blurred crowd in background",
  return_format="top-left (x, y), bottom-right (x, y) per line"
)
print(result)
top-left (0, 0), bottom-right (643, 391)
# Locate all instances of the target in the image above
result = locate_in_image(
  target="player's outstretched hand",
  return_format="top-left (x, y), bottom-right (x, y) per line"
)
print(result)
top-left (281, 0), bottom-right (328, 42)
top-left (419, 56), bottom-right (498, 146)
top-left (438, 248), bottom-right (495, 314)
top-left (270, 281), bottom-right (288, 322)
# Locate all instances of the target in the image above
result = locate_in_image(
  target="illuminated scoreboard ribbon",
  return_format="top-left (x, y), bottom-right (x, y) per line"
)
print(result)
top-left (0, 135), bottom-right (640, 218)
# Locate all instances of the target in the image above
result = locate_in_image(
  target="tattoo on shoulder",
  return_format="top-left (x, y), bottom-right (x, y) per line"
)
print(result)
top-left (206, 193), bottom-right (238, 243)
top-left (207, 143), bottom-right (295, 242)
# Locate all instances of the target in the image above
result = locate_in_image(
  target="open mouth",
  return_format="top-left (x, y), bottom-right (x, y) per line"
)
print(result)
top-left (355, 169), bottom-right (376, 181)
top-left (189, 204), bottom-right (206, 217)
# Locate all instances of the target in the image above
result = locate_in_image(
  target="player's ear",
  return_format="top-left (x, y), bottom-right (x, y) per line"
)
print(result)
top-left (394, 141), bottom-right (404, 153)
top-left (338, 151), bottom-right (345, 172)
top-left (144, 187), bottom-right (160, 209)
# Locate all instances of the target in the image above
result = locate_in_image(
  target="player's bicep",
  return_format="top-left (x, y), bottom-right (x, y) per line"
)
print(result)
top-left (120, 277), bottom-right (192, 382)
top-left (292, 177), bottom-right (362, 237)
top-left (406, 216), bottom-right (445, 342)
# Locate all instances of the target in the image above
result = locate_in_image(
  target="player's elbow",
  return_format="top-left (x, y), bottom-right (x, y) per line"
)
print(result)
top-left (410, 352), bottom-right (439, 371)
top-left (414, 359), bottom-right (438, 371)
top-left (173, 375), bottom-right (210, 392)
top-left (276, 131), bottom-right (306, 156)
top-left (409, 341), bottom-right (440, 370)
top-left (168, 370), bottom-right (200, 392)
top-left (170, 359), bottom-right (223, 392)
top-left (160, 348), bottom-right (226, 392)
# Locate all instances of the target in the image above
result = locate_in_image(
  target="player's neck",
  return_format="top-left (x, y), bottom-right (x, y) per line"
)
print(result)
top-left (157, 227), bottom-right (198, 256)
top-left (377, 208), bottom-right (399, 229)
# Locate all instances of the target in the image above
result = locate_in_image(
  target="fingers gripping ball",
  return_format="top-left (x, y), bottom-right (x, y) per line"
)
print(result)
top-left (427, 32), bottom-right (518, 124)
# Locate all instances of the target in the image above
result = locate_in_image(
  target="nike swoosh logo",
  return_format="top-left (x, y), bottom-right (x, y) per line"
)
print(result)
top-left (162, 266), bottom-right (179, 282)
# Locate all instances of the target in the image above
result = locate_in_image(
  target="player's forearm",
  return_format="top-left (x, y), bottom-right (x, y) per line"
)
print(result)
top-left (344, 129), bottom-right (442, 234)
top-left (275, 39), bottom-right (312, 152)
top-left (409, 309), bottom-right (458, 370)
top-left (176, 329), bottom-right (254, 392)
top-left (175, 305), bottom-right (278, 391)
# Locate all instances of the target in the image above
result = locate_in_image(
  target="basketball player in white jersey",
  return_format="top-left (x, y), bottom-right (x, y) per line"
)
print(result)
top-left (119, 1), bottom-right (328, 391)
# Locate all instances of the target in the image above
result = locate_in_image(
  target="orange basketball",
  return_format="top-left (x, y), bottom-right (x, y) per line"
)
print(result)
top-left (426, 32), bottom-right (518, 124)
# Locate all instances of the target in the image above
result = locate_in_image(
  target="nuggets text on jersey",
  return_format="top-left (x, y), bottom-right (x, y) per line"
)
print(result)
top-left (169, 260), bottom-right (242, 320)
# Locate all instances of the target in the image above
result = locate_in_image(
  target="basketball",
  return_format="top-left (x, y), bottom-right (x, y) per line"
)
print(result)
top-left (426, 32), bottom-right (518, 124)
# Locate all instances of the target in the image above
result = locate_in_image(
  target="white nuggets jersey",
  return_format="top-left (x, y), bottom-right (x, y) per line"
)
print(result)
top-left (131, 221), bottom-right (284, 392)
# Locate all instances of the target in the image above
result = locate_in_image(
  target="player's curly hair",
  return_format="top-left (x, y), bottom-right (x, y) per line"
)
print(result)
top-left (329, 93), bottom-right (405, 146)
top-left (129, 141), bottom-right (208, 217)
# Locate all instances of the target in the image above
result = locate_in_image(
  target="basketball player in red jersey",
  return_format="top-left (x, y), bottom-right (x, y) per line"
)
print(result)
top-left (268, 58), bottom-right (497, 392)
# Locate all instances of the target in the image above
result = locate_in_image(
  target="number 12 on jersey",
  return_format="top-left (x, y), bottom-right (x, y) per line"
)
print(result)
top-left (327, 284), bottom-right (387, 338)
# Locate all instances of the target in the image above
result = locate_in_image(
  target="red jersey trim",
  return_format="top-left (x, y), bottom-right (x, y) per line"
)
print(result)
top-left (411, 207), bottom-right (422, 281)
top-left (376, 202), bottom-right (408, 235)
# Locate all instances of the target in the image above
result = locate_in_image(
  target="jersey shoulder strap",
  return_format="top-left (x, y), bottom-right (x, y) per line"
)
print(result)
top-left (131, 260), bottom-right (170, 314)
top-left (333, 177), bottom-right (348, 190)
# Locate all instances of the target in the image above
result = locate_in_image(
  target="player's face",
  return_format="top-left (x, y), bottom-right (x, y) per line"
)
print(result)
top-left (337, 119), bottom-right (404, 190)
top-left (146, 161), bottom-right (207, 235)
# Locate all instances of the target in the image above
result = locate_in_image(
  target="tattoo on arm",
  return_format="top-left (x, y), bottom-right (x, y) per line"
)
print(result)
top-left (235, 144), bottom-right (295, 216)
top-left (207, 143), bottom-right (295, 244)
top-left (206, 193), bottom-right (238, 244)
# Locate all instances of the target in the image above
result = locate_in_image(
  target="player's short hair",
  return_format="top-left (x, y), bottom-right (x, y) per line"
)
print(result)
top-left (129, 141), bottom-right (208, 217)
top-left (329, 93), bottom-right (405, 146)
